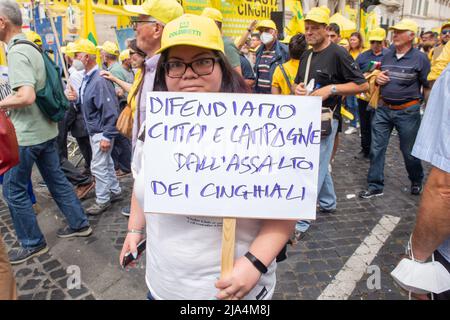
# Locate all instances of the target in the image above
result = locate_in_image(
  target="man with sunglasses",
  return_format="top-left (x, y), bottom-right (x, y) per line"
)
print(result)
top-left (429, 21), bottom-right (450, 76)
top-left (354, 28), bottom-right (389, 160)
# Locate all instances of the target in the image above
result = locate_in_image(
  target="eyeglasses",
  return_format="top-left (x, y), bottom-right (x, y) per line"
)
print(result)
top-left (370, 41), bottom-right (382, 44)
top-left (130, 19), bottom-right (158, 29)
top-left (164, 57), bottom-right (219, 78)
top-left (442, 30), bottom-right (450, 35)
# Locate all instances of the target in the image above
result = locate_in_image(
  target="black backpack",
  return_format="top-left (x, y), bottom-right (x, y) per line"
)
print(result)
top-left (12, 40), bottom-right (69, 122)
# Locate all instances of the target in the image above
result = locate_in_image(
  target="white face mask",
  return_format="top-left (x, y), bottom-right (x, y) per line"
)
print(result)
top-left (391, 237), bottom-right (450, 295)
top-left (260, 32), bottom-right (274, 45)
top-left (72, 59), bottom-right (84, 71)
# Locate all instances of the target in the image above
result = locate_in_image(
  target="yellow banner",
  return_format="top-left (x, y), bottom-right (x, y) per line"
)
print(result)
top-left (18, 0), bottom-right (280, 37)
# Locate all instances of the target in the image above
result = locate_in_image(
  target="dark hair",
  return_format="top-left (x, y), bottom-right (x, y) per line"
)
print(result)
top-left (289, 33), bottom-right (307, 60)
top-left (153, 49), bottom-right (250, 93)
top-left (350, 32), bottom-right (364, 50)
top-left (327, 23), bottom-right (341, 36)
top-left (422, 31), bottom-right (436, 38)
top-left (128, 39), bottom-right (146, 57)
top-left (215, 21), bottom-right (223, 32)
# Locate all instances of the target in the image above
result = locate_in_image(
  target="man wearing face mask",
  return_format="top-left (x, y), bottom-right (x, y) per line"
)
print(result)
top-left (254, 19), bottom-right (289, 94)
top-left (66, 39), bottom-right (122, 215)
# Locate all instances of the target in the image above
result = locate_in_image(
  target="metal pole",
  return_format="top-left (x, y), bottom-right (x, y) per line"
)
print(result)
top-left (356, 0), bottom-right (361, 31)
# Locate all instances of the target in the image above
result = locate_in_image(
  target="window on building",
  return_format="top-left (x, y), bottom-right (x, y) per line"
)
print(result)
top-left (423, 0), bottom-right (429, 16)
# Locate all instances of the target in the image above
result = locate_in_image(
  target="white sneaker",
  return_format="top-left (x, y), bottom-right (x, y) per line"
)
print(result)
top-left (345, 127), bottom-right (357, 135)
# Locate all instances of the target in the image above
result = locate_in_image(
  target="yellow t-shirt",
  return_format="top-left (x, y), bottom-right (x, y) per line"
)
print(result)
top-left (428, 42), bottom-right (450, 81)
top-left (349, 49), bottom-right (363, 60)
top-left (128, 68), bottom-right (142, 118)
top-left (272, 59), bottom-right (300, 95)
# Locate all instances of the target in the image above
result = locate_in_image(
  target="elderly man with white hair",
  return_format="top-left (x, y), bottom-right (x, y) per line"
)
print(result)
top-left (359, 19), bottom-right (431, 199)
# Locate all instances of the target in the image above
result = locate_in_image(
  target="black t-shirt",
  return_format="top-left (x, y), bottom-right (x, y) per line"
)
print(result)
top-left (294, 42), bottom-right (366, 117)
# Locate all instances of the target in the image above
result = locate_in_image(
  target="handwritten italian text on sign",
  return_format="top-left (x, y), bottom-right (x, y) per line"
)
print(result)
top-left (144, 92), bottom-right (322, 220)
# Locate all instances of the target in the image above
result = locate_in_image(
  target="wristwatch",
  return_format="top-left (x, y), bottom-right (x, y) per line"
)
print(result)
top-left (330, 85), bottom-right (338, 95)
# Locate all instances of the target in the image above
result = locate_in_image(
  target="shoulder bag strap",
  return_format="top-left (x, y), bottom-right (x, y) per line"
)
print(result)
top-left (276, 62), bottom-right (294, 95)
top-left (304, 52), bottom-right (313, 85)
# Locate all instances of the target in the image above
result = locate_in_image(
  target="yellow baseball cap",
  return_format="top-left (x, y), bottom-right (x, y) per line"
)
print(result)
top-left (61, 42), bottom-right (76, 58)
top-left (25, 31), bottom-right (42, 46)
top-left (73, 38), bottom-right (98, 55)
top-left (256, 20), bottom-right (277, 31)
top-left (368, 27), bottom-right (386, 41)
top-left (389, 19), bottom-right (418, 34)
top-left (124, 0), bottom-right (183, 25)
top-left (97, 41), bottom-right (119, 56)
top-left (119, 49), bottom-right (130, 61)
top-left (441, 21), bottom-right (450, 31)
top-left (305, 7), bottom-right (330, 25)
top-left (201, 7), bottom-right (223, 23)
top-left (156, 14), bottom-right (224, 54)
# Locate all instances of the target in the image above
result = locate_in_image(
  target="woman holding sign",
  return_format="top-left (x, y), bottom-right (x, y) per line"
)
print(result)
top-left (120, 14), bottom-right (296, 300)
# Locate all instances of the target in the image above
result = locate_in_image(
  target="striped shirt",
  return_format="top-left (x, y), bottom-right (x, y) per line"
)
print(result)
top-left (412, 65), bottom-right (450, 262)
top-left (0, 79), bottom-right (11, 101)
top-left (255, 49), bottom-right (276, 94)
top-left (380, 47), bottom-right (430, 105)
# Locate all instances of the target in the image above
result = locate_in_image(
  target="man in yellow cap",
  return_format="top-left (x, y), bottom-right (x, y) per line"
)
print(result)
top-left (0, 1), bottom-right (92, 264)
top-left (359, 19), bottom-right (431, 199)
top-left (429, 21), bottom-right (450, 73)
top-left (66, 38), bottom-right (123, 215)
top-left (354, 27), bottom-right (389, 160)
top-left (294, 6), bottom-right (368, 215)
top-left (97, 41), bottom-right (130, 92)
top-left (253, 19), bottom-right (289, 93)
top-left (124, 0), bottom-right (183, 145)
top-left (201, 7), bottom-right (242, 76)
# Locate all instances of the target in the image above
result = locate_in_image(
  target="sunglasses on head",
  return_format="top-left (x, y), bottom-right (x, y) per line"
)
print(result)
top-left (442, 30), bottom-right (450, 35)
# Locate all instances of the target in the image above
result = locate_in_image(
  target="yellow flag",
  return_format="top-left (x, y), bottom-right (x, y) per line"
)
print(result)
top-left (285, 0), bottom-right (305, 36)
top-left (82, 0), bottom-right (98, 46)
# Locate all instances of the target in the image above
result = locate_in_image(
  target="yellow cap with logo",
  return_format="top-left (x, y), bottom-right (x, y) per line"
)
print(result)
top-left (25, 31), bottom-right (42, 46)
top-left (124, 0), bottom-right (184, 25)
top-left (389, 19), bottom-right (418, 34)
top-left (97, 41), bottom-right (119, 56)
top-left (73, 38), bottom-right (98, 55)
top-left (256, 19), bottom-right (277, 31)
top-left (119, 49), bottom-right (130, 61)
top-left (339, 38), bottom-right (349, 46)
top-left (368, 27), bottom-right (386, 41)
top-left (442, 21), bottom-right (450, 32)
top-left (305, 6), bottom-right (330, 25)
top-left (201, 7), bottom-right (223, 23)
top-left (157, 14), bottom-right (224, 54)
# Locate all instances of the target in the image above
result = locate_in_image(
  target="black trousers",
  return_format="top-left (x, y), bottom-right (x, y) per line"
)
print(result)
top-left (357, 99), bottom-right (374, 155)
top-left (111, 134), bottom-right (132, 173)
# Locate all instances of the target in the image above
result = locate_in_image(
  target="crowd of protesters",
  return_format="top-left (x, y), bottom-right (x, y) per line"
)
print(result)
top-left (0, 0), bottom-right (449, 300)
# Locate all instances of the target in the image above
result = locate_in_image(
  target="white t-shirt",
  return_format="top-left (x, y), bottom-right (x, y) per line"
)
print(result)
top-left (132, 127), bottom-right (277, 300)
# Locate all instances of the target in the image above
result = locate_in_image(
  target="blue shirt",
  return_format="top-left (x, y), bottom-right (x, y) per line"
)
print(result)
top-left (412, 65), bottom-right (450, 262)
top-left (380, 47), bottom-right (430, 105)
top-left (356, 48), bottom-right (389, 73)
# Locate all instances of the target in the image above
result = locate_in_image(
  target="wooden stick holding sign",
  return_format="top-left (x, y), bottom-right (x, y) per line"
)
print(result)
top-left (221, 218), bottom-right (236, 278)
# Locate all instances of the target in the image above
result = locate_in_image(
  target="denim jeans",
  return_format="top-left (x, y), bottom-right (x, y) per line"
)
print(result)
top-left (111, 134), bottom-right (132, 173)
top-left (318, 119), bottom-right (339, 210)
top-left (2, 138), bottom-right (89, 249)
top-left (90, 133), bottom-right (121, 204)
top-left (346, 96), bottom-right (359, 128)
top-left (367, 104), bottom-right (424, 191)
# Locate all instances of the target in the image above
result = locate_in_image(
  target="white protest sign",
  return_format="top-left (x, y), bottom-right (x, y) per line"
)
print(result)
top-left (144, 92), bottom-right (322, 220)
